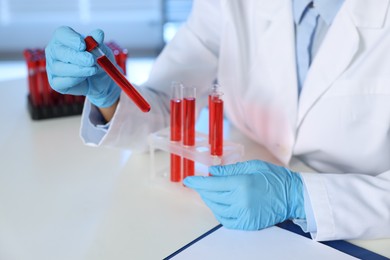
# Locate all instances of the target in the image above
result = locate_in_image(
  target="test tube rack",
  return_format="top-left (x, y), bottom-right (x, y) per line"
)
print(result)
top-left (23, 42), bottom-right (128, 120)
top-left (148, 127), bottom-right (244, 190)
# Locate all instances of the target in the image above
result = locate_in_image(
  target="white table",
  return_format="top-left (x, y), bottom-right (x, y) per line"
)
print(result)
top-left (1, 78), bottom-right (389, 259)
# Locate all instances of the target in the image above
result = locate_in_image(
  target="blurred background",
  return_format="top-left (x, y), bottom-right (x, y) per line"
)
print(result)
top-left (0, 0), bottom-right (193, 87)
top-left (0, 0), bottom-right (193, 60)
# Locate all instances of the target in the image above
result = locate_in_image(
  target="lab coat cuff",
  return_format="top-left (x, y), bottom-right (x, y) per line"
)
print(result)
top-left (80, 99), bottom-right (111, 146)
top-left (293, 175), bottom-right (317, 234)
top-left (298, 172), bottom-right (336, 241)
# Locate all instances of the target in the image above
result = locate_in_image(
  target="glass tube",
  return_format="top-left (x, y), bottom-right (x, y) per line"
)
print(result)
top-left (170, 82), bottom-right (183, 182)
top-left (182, 86), bottom-right (196, 178)
top-left (209, 84), bottom-right (224, 156)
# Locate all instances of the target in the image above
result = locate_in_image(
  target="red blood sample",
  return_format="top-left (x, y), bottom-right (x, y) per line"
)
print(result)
top-left (118, 49), bottom-right (128, 75)
top-left (210, 96), bottom-right (224, 156)
top-left (208, 94), bottom-right (214, 145)
top-left (23, 49), bottom-right (42, 107)
top-left (38, 54), bottom-right (52, 106)
top-left (97, 56), bottom-right (151, 112)
top-left (170, 98), bottom-right (182, 182)
top-left (183, 97), bottom-right (195, 146)
top-left (183, 97), bottom-right (196, 178)
top-left (183, 159), bottom-right (195, 178)
top-left (84, 36), bottom-right (150, 112)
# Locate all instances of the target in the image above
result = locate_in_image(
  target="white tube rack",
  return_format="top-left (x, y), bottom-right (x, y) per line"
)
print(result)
top-left (148, 127), bottom-right (244, 187)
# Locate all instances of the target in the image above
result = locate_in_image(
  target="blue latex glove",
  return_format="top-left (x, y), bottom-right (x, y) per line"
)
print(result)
top-left (45, 26), bottom-right (121, 108)
top-left (183, 160), bottom-right (306, 230)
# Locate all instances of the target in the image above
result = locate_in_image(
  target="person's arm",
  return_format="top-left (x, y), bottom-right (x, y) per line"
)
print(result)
top-left (80, 0), bottom-right (222, 151)
top-left (98, 98), bottom-right (119, 123)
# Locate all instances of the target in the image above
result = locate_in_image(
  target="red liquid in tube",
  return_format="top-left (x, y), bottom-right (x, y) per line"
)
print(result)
top-left (97, 56), bottom-right (150, 112)
top-left (170, 98), bottom-right (182, 182)
top-left (38, 56), bottom-right (52, 106)
top-left (183, 159), bottom-right (195, 178)
top-left (210, 96), bottom-right (224, 156)
top-left (171, 154), bottom-right (182, 182)
top-left (84, 36), bottom-right (150, 113)
top-left (24, 50), bottom-right (41, 107)
top-left (119, 50), bottom-right (128, 75)
top-left (183, 97), bottom-right (196, 178)
top-left (183, 97), bottom-right (195, 146)
top-left (208, 95), bottom-right (214, 145)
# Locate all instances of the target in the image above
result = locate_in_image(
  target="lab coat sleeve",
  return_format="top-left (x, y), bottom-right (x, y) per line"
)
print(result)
top-left (79, 0), bottom-right (221, 151)
top-left (80, 100), bottom-right (111, 146)
top-left (298, 170), bottom-right (390, 241)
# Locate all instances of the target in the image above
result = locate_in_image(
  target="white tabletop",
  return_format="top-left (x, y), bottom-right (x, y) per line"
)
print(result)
top-left (0, 78), bottom-right (389, 259)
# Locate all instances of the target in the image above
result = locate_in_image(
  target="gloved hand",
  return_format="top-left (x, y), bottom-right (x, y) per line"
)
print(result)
top-left (183, 160), bottom-right (306, 230)
top-left (45, 26), bottom-right (121, 107)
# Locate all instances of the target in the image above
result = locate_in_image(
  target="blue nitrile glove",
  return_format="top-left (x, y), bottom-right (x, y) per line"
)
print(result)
top-left (45, 26), bottom-right (121, 107)
top-left (183, 160), bottom-right (306, 230)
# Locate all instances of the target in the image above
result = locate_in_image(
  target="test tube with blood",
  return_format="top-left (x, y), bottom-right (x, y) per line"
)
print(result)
top-left (37, 50), bottom-right (53, 106)
top-left (170, 82), bottom-right (183, 182)
top-left (23, 49), bottom-right (41, 107)
top-left (183, 86), bottom-right (196, 178)
top-left (107, 41), bottom-right (127, 75)
top-left (208, 84), bottom-right (218, 144)
top-left (209, 85), bottom-right (224, 157)
top-left (84, 36), bottom-right (150, 112)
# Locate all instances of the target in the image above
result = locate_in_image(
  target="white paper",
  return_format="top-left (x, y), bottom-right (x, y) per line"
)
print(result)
top-left (170, 226), bottom-right (358, 260)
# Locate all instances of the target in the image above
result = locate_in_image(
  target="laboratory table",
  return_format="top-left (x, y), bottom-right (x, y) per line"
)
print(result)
top-left (0, 78), bottom-right (389, 259)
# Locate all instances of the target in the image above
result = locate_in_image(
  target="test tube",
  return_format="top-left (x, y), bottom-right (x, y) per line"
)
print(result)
top-left (119, 49), bottom-right (128, 75)
top-left (209, 84), bottom-right (224, 157)
top-left (113, 49), bottom-right (121, 69)
top-left (37, 50), bottom-right (52, 106)
top-left (208, 84), bottom-right (218, 144)
top-left (23, 49), bottom-right (42, 107)
top-left (109, 42), bottom-right (127, 75)
top-left (183, 86), bottom-right (196, 178)
top-left (170, 82), bottom-right (183, 182)
top-left (84, 36), bottom-right (151, 112)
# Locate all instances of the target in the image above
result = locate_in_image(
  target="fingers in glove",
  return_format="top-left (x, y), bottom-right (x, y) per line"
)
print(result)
top-left (183, 176), bottom-right (236, 192)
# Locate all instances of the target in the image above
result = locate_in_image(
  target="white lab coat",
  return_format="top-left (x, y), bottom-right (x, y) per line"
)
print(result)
top-left (81, 0), bottom-right (390, 241)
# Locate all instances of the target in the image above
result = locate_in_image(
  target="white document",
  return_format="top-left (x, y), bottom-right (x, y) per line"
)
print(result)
top-left (170, 226), bottom-right (358, 260)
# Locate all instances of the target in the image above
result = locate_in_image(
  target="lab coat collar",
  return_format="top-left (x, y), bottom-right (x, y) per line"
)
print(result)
top-left (258, 0), bottom-right (389, 28)
top-left (347, 0), bottom-right (390, 28)
top-left (254, 0), bottom-right (389, 156)
top-left (297, 0), bottom-right (389, 126)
